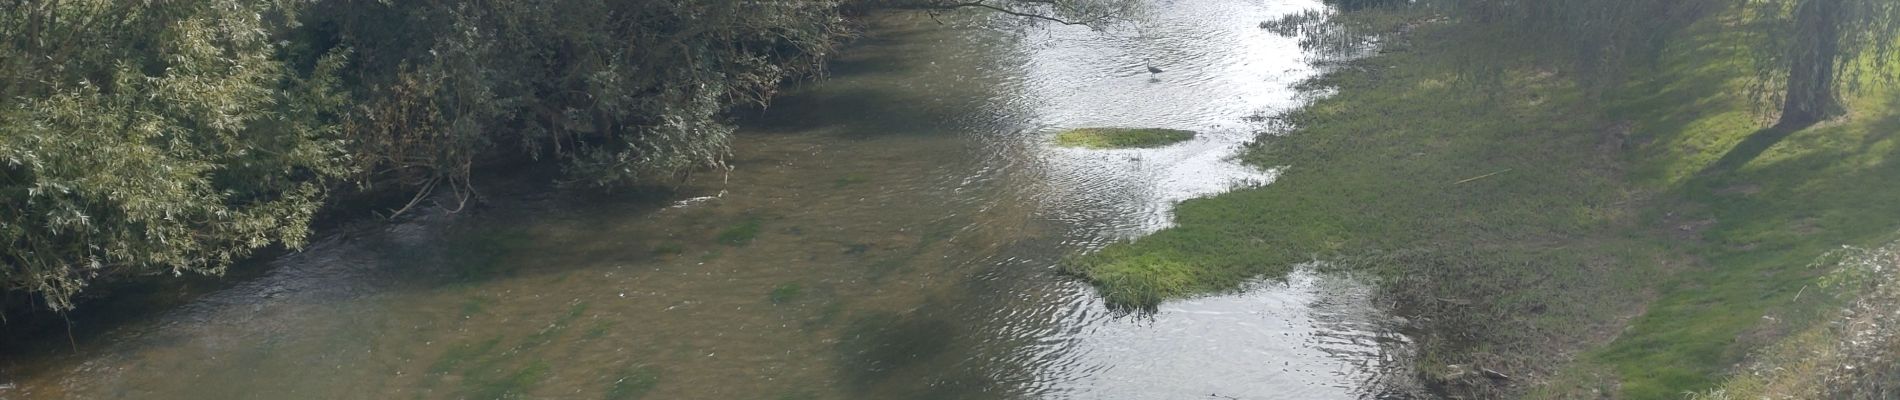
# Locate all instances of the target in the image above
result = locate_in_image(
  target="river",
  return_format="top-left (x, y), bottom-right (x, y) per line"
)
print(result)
top-left (0, 1), bottom-right (1413, 398)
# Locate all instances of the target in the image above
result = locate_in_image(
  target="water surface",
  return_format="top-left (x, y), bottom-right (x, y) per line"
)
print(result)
top-left (0, 1), bottom-right (1411, 398)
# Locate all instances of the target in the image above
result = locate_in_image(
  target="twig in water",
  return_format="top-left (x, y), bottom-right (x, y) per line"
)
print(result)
top-left (1454, 168), bottom-right (1511, 185)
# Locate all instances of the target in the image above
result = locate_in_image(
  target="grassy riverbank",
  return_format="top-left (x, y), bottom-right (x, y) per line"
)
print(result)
top-left (1068, 6), bottom-right (1900, 398)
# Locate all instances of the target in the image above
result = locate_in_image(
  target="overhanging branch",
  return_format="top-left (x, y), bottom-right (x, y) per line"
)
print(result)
top-left (931, 1), bottom-right (1102, 26)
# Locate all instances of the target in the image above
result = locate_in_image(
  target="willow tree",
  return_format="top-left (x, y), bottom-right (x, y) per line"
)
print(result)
top-left (300, 0), bottom-right (854, 192)
top-left (0, 0), bottom-right (350, 310)
top-left (1754, 0), bottom-right (1900, 128)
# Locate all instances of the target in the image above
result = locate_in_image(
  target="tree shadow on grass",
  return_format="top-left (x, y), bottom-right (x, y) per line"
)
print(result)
top-left (1696, 124), bottom-right (1803, 176)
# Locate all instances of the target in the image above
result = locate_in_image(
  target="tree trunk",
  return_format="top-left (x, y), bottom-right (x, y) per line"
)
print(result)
top-left (1777, 0), bottom-right (1843, 129)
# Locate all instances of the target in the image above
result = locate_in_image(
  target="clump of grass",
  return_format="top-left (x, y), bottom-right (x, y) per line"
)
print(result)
top-left (1052, 127), bottom-right (1196, 149)
top-left (651, 243), bottom-right (685, 256)
top-left (605, 365), bottom-right (661, 400)
top-left (716, 217), bottom-right (763, 246)
top-left (769, 283), bottom-right (803, 304)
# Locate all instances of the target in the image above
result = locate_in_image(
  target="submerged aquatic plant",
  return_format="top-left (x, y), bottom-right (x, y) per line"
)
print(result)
top-left (1053, 128), bottom-right (1197, 149)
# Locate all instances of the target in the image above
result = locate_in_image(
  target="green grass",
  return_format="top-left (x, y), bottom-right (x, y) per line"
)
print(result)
top-left (1582, 16), bottom-right (1900, 398)
top-left (716, 216), bottom-right (763, 246)
top-left (424, 302), bottom-right (604, 398)
top-left (425, 335), bottom-right (553, 398)
top-left (1067, 23), bottom-right (1654, 397)
top-left (1068, 21), bottom-right (1635, 308)
top-left (769, 283), bottom-right (803, 304)
top-left (604, 365), bottom-right (661, 400)
top-left (651, 243), bottom-right (685, 256)
top-left (1052, 128), bottom-right (1196, 149)
top-left (1064, 7), bottom-right (1900, 399)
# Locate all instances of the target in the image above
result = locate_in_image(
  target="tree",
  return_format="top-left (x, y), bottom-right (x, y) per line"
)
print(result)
top-left (0, 0), bottom-right (351, 310)
top-left (304, 0), bottom-right (853, 191)
top-left (1754, 0), bottom-right (1900, 128)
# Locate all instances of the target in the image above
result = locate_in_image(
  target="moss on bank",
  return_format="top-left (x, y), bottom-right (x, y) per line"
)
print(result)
top-left (1066, 6), bottom-right (1900, 399)
top-left (1053, 128), bottom-right (1196, 149)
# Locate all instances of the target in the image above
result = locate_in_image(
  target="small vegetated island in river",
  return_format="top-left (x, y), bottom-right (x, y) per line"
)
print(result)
top-left (1053, 128), bottom-right (1197, 149)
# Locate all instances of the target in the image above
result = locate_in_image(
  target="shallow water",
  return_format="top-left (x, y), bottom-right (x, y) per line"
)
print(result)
top-left (0, 1), bottom-right (1412, 398)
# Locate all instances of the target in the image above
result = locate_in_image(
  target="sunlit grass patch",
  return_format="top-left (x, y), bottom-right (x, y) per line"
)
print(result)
top-left (1053, 128), bottom-right (1196, 149)
top-left (1685, 237), bottom-right (1900, 399)
top-left (1581, 14), bottom-right (1900, 397)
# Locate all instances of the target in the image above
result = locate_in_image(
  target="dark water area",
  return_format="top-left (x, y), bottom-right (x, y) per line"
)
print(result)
top-left (0, 1), bottom-right (1416, 398)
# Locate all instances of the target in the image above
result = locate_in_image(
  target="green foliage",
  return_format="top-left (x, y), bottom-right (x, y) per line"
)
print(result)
top-left (1420, 0), bottom-right (1723, 88)
top-left (0, 0), bottom-right (351, 310)
top-left (1052, 128), bottom-right (1195, 149)
top-left (0, 0), bottom-right (857, 311)
top-left (307, 0), bottom-right (852, 188)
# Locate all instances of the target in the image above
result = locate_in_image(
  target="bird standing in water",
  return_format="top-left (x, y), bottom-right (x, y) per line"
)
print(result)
top-left (1147, 64), bottom-right (1163, 74)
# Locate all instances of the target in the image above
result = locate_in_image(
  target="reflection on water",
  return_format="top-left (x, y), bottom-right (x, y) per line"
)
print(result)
top-left (0, 0), bottom-right (1413, 398)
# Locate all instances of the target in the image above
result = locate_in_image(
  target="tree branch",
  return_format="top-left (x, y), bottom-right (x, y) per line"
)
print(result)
top-left (932, 1), bottom-right (1099, 26)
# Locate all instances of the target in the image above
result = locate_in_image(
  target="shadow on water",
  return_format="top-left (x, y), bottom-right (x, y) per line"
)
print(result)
top-left (737, 87), bottom-right (955, 137)
top-left (837, 312), bottom-right (959, 389)
top-left (368, 181), bottom-right (693, 289)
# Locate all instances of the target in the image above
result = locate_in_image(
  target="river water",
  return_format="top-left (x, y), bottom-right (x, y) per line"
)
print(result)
top-left (0, 1), bottom-right (1412, 398)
